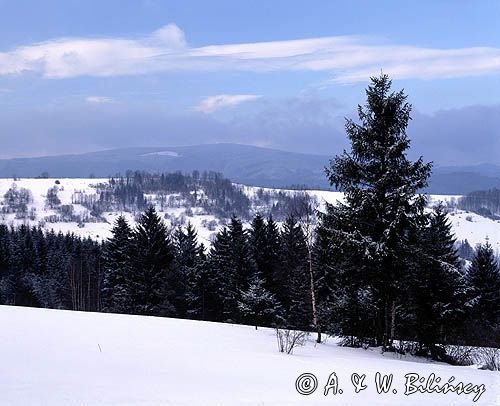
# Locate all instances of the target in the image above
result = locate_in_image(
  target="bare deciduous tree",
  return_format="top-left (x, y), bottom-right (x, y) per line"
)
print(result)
top-left (293, 191), bottom-right (322, 343)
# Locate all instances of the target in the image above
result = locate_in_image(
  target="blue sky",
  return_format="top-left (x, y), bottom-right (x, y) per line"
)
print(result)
top-left (0, 0), bottom-right (499, 164)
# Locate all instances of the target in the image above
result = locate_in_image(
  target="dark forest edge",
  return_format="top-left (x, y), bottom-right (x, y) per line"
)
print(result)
top-left (0, 75), bottom-right (499, 369)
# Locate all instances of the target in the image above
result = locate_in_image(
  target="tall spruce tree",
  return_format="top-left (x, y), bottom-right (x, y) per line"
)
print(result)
top-left (44, 230), bottom-right (72, 309)
top-left (206, 227), bottom-right (234, 321)
top-left (312, 219), bottom-right (339, 341)
top-left (465, 242), bottom-right (500, 346)
top-left (206, 216), bottom-right (255, 322)
top-left (249, 214), bottom-right (269, 279)
top-left (102, 215), bottom-right (133, 313)
top-left (405, 204), bottom-right (464, 357)
top-left (322, 74), bottom-right (432, 348)
top-left (249, 214), bottom-right (282, 294)
top-left (130, 206), bottom-right (175, 316)
top-left (173, 223), bottom-right (206, 319)
top-left (228, 216), bottom-right (255, 294)
top-left (279, 215), bottom-right (311, 330)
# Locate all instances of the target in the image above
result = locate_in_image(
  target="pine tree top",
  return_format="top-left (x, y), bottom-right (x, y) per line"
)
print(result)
top-left (326, 74), bottom-right (432, 197)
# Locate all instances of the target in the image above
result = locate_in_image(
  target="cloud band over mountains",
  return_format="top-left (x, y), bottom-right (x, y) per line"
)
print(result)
top-left (0, 24), bottom-right (499, 83)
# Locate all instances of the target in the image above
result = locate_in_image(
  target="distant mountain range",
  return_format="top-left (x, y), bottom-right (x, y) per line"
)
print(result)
top-left (0, 143), bottom-right (499, 194)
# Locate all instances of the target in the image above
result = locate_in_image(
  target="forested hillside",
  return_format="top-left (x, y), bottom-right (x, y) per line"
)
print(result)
top-left (459, 188), bottom-right (500, 218)
top-left (0, 172), bottom-right (317, 242)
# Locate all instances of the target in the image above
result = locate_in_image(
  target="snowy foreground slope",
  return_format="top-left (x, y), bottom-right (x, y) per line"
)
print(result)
top-left (0, 306), bottom-right (498, 405)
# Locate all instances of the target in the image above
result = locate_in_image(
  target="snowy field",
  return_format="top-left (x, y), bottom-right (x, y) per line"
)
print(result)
top-left (0, 178), bottom-right (500, 250)
top-left (0, 305), bottom-right (498, 405)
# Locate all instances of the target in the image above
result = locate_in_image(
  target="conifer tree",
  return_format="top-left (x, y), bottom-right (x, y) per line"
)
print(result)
top-left (227, 216), bottom-right (255, 295)
top-left (173, 223), bottom-right (206, 318)
top-left (130, 206), bottom-right (175, 316)
top-left (322, 74), bottom-right (432, 348)
top-left (406, 204), bottom-right (464, 357)
top-left (206, 216), bottom-right (255, 322)
top-left (279, 215), bottom-right (311, 330)
top-left (102, 215), bottom-right (133, 313)
top-left (465, 242), bottom-right (500, 345)
top-left (249, 214), bottom-right (282, 293)
top-left (311, 220), bottom-right (338, 340)
top-left (249, 214), bottom-right (268, 278)
top-left (238, 272), bottom-right (282, 329)
top-left (206, 227), bottom-right (235, 321)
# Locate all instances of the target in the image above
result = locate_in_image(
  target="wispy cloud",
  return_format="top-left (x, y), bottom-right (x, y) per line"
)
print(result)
top-left (0, 24), bottom-right (499, 83)
top-left (86, 96), bottom-right (113, 104)
top-left (194, 94), bottom-right (261, 113)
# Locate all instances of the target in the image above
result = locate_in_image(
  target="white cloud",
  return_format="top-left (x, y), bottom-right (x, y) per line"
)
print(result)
top-left (194, 94), bottom-right (261, 113)
top-left (86, 96), bottom-right (113, 104)
top-left (0, 24), bottom-right (499, 83)
top-left (151, 24), bottom-right (187, 48)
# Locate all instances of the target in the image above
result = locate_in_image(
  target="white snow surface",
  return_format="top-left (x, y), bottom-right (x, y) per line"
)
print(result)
top-left (0, 178), bottom-right (499, 250)
top-left (141, 150), bottom-right (180, 157)
top-left (0, 305), bottom-right (498, 405)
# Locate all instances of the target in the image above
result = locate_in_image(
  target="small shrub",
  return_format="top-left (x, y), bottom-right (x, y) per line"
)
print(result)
top-left (444, 345), bottom-right (476, 366)
top-left (477, 347), bottom-right (500, 371)
top-left (275, 328), bottom-right (308, 354)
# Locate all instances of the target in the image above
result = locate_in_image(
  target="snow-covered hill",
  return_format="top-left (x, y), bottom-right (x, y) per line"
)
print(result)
top-left (0, 178), bottom-right (222, 244)
top-left (0, 178), bottom-right (499, 251)
top-left (0, 305), bottom-right (498, 405)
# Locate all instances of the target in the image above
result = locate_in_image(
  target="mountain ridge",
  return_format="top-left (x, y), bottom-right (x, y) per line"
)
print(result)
top-left (1, 143), bottom-right (499, 194)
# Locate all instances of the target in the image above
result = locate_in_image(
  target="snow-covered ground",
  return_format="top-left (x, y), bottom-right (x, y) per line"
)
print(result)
top-left (0, 305), bottom-right (498, 405)
top-left (0, 178), bottom-right (111, 240)
top-left (0, 178), bottom-right (499, 250)
top-left (0, 178), bottom-right (221, 244)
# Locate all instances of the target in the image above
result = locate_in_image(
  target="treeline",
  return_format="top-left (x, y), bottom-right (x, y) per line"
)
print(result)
top-left (101, 208), bottom-right (314, 329)
top-left (0, 205), bottom-right (499, 358)
top-left (0, 207), bottom-right (315, 331)
top-left (458, 188), bottom-right (500, 218)
top-left (70, 170), bottom-right (314, 221)
top-left (0, 225), bottom-right (102, 311)
top-left (72, 170), bottom-right (251, 219)
top-left (2, 170), bottom-right (317, 228)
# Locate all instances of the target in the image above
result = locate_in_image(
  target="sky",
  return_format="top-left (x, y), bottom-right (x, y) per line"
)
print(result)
top-left (0, 0), bottom-right (499, 166)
